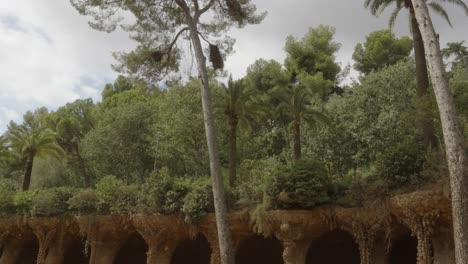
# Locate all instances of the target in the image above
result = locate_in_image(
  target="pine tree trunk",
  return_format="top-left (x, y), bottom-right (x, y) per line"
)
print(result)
top-left (228, 117), bottom-right (238, 188)
top-left (410, 6), bottom-right (438, 147)
top-left (293, 113), bottom-right (301, 160)
top-left (185, 13), bottom-right (235, 264)
top-left (22, 152), bottom-right (35, 191)
top-left (411, 1), bottom-right (468, 263)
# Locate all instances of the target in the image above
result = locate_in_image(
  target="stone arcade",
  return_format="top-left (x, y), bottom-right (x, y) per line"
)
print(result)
top-left (0, 188), bottom-right (455, 264)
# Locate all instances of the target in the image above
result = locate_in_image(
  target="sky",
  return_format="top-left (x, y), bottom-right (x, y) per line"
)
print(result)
top-left (0, 0), bottom-right (467, 133)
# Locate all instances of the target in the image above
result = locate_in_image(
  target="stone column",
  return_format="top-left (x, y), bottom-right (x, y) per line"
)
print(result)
top-left (76, 215), bottom-right (132, 264)
top-left (0, 238), bottom-right (23, 264)
top-left (132, 215), bottom-right (187, 264)
top-left (432, 227), bottom-right (455, 264)
top-left (276, 223), bottom-right (308, 264)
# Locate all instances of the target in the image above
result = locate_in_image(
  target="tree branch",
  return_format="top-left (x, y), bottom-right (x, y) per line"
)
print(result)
top-left (196, 0), bottom-right (216, 19)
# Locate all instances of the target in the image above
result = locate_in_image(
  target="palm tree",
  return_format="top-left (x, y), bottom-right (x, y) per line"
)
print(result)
top-left (364, 0), bottom-right (468, 146)
top-left (411, 0), bottom-right (468, 261)
top-left (6, 111), bottom-right (63, 191)
top-left (223, 78), bottom-right (266, 187)
top-left (275, 84), bottom-right (330, 161)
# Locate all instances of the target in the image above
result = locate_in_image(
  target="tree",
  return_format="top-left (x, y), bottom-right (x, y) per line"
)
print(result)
top-left (352, 29), bottom-right (413, 74)
top-left (222, 77), bottom-right (265, 187)
top-left (364, 0), bottom-right (468, 146)
top-left (280, 25), bottom-right (339, 160)
top-left (6, 111), bottom-right (63, 191)
top-left (275, 84), bottom-right (330, 161)
top-left (411, 0), bottom-right (468, 262)
top-left (48, 99), bottom-right (95, 187)
top-left (71, 0), bottom-right (265, 260)
top-left (442, 41), bottom-right (468, 70)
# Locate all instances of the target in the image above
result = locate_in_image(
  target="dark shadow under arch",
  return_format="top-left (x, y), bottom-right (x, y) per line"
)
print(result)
top-left (115, 233), bottom-right (148, 264)
top-left (63, 238), bottom-right (90, 264)
top-left (235, 235), bottom-right (284, 264)
top-left (306, 230), bottom-right (360, 264)
top-left (388, 229), bottom-right (417, 264)
top-left (17, 237), bottom-right (39, 264)
top-left (171, 234), bottom-right (211, 264)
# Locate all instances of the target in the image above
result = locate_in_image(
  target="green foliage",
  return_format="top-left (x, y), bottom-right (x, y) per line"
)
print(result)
top-left (267, 160), bottom-right (330, 209)
top-left (13, 190), bottom-right (37, 215)
top-left (352, 29), bottom-right (413, 75)
top-left (30, 187), bottom-right (77, 216)
top-left (181, 178), bottom-right (213, 224)
top-left (94, 175), bottom-right (139, 213)
top-left (0, 178), bottom-right (18, 213)
top-left (68, 189), bottom-right (98, 214)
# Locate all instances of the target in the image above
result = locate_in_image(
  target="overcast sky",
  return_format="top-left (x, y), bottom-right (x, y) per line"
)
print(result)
top-left (0, 0), bottom-right (467, 133)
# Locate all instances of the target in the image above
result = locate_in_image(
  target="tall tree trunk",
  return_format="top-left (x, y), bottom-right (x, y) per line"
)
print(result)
top-left (293, 113), bottom-right (301, 160)
top-left (411, 1), bottom-right (468, 263)
top-left (410, 6), bottom-right (438, 147)
top-left (228, 117), bottom-right (238, 188)
top-left (185, 14), bottom-right (235, 264)
top-left (75, 146), bottom-right (91, 188)
top-left (22, 152), bottom-right (35, 191)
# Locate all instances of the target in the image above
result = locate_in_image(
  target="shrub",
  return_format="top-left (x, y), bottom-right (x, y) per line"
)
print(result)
top-left (376, 142), bottom-right (425, 187)
top-left (110, 184), bottom-right (139, 213)
top-left (0, 178), bottom-right (17, 214)
top-left (181, 178), bottom-right (213, 224)
top-left (30, 187), bottom-right (77, 216)
top-left (68, 189), bottom-right (98, 214)
top-left (139, 168), bottom-right (190, 214)
top-left (267, 160), bottom-right (330, 209)
top-left (95, 175), bottom-right (123, 213)
top-left (13, 190), bottom-right (38, 215)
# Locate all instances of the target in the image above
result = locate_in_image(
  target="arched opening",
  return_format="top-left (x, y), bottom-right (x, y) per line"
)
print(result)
top-left (171, 235), bottom-right (211, 264)
top-left (17, 237), bottom-right (39, 264)
top-left (306, 230), bottom-right (360, 264)
top-left (235, 235), bottom-right (284, 264)
top-left (388, 230), bottom-right (417, 264)
top-left (115, 233), bottom-right (148, 264)
top-left (63, 238), bottom-right (90, 264)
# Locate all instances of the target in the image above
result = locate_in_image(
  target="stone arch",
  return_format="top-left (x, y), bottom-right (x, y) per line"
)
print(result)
top-left (171, 234), bottom-right (211, 264)
top-left (387, 228), bottom-right (417, 264)
top-left (114, 233), bottom-right (148, 264)
top-left (63, 237), bottom-right (90, 264)
top-left (17, 236), bottom-right (39, 264)
top-left (235, 235), bottom-right (284, 264)
top-left (306, 229), bottom-right (360, 264)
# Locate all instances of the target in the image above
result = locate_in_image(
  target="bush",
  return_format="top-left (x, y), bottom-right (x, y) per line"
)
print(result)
top-left (95, 175), bottom-right (123, 213)
top-left (68, 189), bottom-right (98, 214)
top-left (30, 187), bottom-right (77, 216)
top-left (13, 190), bottom-right (37, 215)
top-left (110, 184), bottom-right (139, 213)
top-left (267, 160), bottom-right (330, 209)
top-left (376, 142), bottom-right (425, 187)
top-left (181, 178), bottom-right (213, 224)
top-left (0, 178), bottom-right (17, 214)
top-left (139, 168), bottom-right (190, 214)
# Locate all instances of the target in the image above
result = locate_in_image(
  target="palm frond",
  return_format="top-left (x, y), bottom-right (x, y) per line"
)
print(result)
top-left (429, 1), bottom-right (453, 27)
top-left (439, 0), bottom-right (468, 15)
top-left (389, 4), bottom-right (404, 28)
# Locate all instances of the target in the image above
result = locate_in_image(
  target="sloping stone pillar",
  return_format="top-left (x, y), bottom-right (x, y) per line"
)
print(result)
top-left (0, 218), bottom-right (34, 264)
top-left (29, 217), bottom-right (78, 264)
top-left (276, 223), bottom-right (308, 264)
top-left (133, 215), bottom-right (187, 264)
top-left (77, 215), bottom-right (133, 264)
top-left (432, 226), bottom-right (455, 264)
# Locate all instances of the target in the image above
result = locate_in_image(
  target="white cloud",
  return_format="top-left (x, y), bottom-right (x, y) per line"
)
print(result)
top-left (0, 0), bottom-right (466, 133)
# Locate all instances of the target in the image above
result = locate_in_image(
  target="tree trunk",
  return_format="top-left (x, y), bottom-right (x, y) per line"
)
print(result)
top-left (411, 1), bottom-right (468, 263)
top-left (293, 113), bottom-right (301, 160)
top-left (228, 117), bottom-right (238, 188)
top-left (185, 14), bottom-right (235, 264)
top-left (22, 152), bottom-right (35, 191)
top-left (75, 146), bottom-right (91, 188)
top-left (409, 5), bottom-right (438, 147)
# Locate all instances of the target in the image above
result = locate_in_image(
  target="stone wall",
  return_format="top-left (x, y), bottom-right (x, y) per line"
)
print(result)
top-left (0, 188), bottom-right (454, 264)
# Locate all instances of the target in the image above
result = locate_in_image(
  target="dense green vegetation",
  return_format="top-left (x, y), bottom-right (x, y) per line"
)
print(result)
top-left (0, 26), bottom-right (467, 223)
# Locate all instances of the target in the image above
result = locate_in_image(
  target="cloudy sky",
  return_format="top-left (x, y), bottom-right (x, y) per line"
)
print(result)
top-left (0, 0), bottom-right (467, 133)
